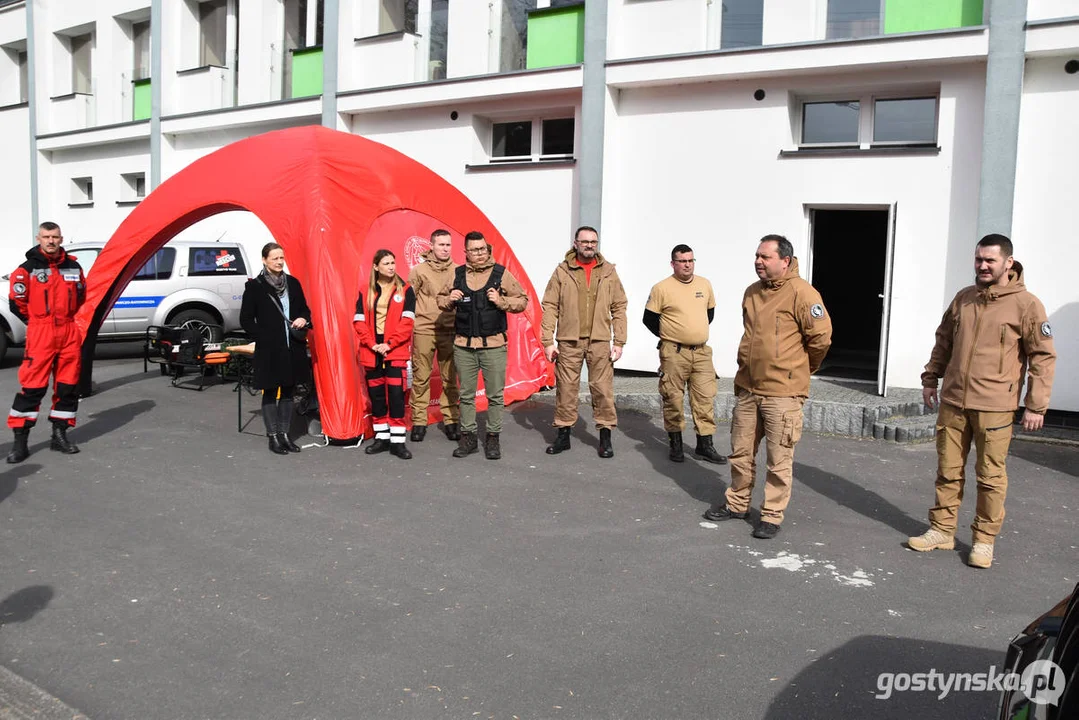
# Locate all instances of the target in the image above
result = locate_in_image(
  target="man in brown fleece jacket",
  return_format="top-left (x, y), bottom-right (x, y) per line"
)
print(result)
top-left (909, 234), bottom-right (1056, 569)
top-left (407, 229), bottom-right (461, 443)
top-left (436, 231), bottom-right (528, 460)
top-left (704, 234), bottom-right (831, 540)
top-left (540, 226), bottom-right (628, 458)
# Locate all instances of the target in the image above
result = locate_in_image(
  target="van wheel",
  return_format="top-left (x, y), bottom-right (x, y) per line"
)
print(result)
top-left (0, 332), bottom-right (8, 366)
top-left (170, 309), bottom-right (222, 343)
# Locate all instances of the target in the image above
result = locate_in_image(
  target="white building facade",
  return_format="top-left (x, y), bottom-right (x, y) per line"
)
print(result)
top-left (0, 0), bottom-right (1077, 411)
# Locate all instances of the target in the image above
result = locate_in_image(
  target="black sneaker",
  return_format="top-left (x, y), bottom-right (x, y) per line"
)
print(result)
top-left (752, 521), bottom-right (781, 540)
top-left (410, 425), bottom-right (426, 442)
top-left (703, 505), bottom-right (749, 522)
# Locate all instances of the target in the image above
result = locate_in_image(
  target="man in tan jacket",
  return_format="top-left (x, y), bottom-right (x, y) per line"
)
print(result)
top-left (909, 234), bottom-right (1056, 569)
top-left (540, 226), bottom-right (628, 458)
top-left (437, 231), bottom-right (528, 460)
top-left (704, 235), bottom-right (831, 540)
top-left (408, 229), bottom-right (460, 443)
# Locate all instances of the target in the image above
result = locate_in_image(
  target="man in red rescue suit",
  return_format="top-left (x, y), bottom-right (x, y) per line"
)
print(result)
top-left (7, 222), bottom-right (85, 463)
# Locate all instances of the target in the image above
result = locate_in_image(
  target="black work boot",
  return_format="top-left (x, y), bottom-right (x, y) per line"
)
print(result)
top-left (268, 434), bottom-right (288, 455)
top-left (695, 434), bottom-right (728, 465)
top-left (277, 433), bottom-right (301, 453)
top-left (6, 428), bottom-right (30, 464)
top-left (410, 425), bottom-right (426, 442)
top-left (443, 423), bottom-right (461, 441)
top-left (50, 423), bottom-right (80, 454)
top-left (452, 431), bottom-right (478, 458)
top-left (365, 438), bottom-right (391, 455)
top-left (390, 442), bottom-right (413, 460)
top-left (752, 521), bottom-right (781, 540)
top-left (703, 504), bottom-right (749, 522)
top-left (598, 428), bottom-right (614, 459)
top-left (668, 432), bottom-right (684, 463)
top-left (484, 433), bottom-right (502, 460)
top-left (545, 427), bottom-right (572, 455)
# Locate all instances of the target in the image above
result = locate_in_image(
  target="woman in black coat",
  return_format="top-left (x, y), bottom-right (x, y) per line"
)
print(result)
top-left (240, 242), bottom-right (312, 455)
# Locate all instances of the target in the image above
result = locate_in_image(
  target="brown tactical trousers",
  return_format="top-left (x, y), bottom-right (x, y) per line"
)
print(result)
top-left (725, 387), bottom-right (805, 525)
top-left (553, 340), bottom-right (617, 429)
top-left (658, 342), bottom-right (716, 436)
top-left (410, 333), bottom-right (460, 426)
top-left (929, 402), bottom-right (1014, 544)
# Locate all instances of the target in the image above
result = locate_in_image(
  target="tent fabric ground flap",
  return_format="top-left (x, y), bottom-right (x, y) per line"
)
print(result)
top-left (74, 126), bottom-right (554, 441)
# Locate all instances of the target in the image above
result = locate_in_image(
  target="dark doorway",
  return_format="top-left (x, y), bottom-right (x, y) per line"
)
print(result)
top-left (810, 209), bottom-right (889, 382)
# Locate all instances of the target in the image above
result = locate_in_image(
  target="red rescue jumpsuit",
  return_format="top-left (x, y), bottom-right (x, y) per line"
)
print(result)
top-left (7, 246), bottom-right (86, 429)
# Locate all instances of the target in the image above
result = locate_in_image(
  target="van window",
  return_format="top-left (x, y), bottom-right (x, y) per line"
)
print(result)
top-left (69, 248), bottom-right (100, 273)
top-left (133, 248), bottom-right (176, 281)
top-left (189, 246), bottom-right (246, 276)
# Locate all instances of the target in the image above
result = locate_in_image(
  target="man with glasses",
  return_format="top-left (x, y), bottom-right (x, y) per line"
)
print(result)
top-left (540, 226), bottom-right (628, 458)
top-left (437, 231), bottom-right (528, 460)
top-left (643, 243), bottom-right (727, 465)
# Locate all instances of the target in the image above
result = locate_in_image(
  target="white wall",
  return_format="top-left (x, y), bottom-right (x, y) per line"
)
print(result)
top-left (352, 94), bottom-right (580, 291)
top-left (1027, 0), bottom-right (1079, 22)
top-left (0, 106), bottom-right (32, 273)
top-left (608, 0), bottom-right (708, 61)
top-left (601, 64), bottom-right (986, 394)
top-left (762, 0), bottom-right (824, 46)
top-left (1012, 57), bottom-right (1079, 412)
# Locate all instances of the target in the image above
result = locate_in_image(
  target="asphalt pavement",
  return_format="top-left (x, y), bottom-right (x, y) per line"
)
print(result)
top-left (0, 346), bottom-right (1075, 719)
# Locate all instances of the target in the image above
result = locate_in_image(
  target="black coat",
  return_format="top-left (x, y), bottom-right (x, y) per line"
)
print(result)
top-left (240, 274), bottom-right (312, 390)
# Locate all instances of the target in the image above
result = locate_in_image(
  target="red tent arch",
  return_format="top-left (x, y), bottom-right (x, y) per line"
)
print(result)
top-left (75, 126), bottom-right (553, 442)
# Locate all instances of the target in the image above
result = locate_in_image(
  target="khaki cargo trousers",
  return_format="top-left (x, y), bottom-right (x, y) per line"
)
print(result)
top-left (929, 402), bottom-right (1014, 545)
top-left (658, 341), bottom-right (717, 436)
top-left (725, 387), bottom-right (805, 525)
top-left (553, 340), bottom-right (617, 429)
top-left (410, 333), bottom-right (460, 426)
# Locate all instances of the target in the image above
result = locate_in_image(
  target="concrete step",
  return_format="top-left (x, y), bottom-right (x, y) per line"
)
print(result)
top-left (872, 414), bottom-right (937, 443)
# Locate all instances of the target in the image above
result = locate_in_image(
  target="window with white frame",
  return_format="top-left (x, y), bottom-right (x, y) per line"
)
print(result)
top-left (379, 0), bottom-right (417, 35)
top-left (132, 20), bottom-right (151, 80)
top-left (199, 0), bottom-right (227, 67)
top-left (0, 42), bottom-right (28, 105)
top-left (71, 177), bottom-right (94, 205)
top-left (70, 32), bottom-right (93, 94)
top-left (284, 0), bottom-right (323, 50)
top-left (121, 172), bottom-right (147, 201)
top-left (798, 93), bottom-right (938, 147)
top-left (826, 0), bottom-right (882, 40)
top-left (490, 115), bottom-right (575, 161)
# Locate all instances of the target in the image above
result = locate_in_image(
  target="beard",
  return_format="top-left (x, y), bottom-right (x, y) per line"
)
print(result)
top-left (975, 267), bottom-right (1006, 287)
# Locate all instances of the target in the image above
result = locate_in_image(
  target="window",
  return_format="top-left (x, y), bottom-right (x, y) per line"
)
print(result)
top-left (428, 0), bottom-right (448, 80)
top-left (284, 0), bottom-right (323, 50)
top-left (18, 50), bottom-right (28, 103)
top-left (122, 172), bottom-right (147, 201)
top-left (500, 0), bottom-right (536, 72)
top-left (491, 116), bottom-right (575, 161)
top-left (132, 20), bottom-right (150, 80)
top-left (873, 97), bottom-right (937, 143)
top-left (379, 0), bottom-right (417, 34)
top-left (721, 0), bottom-right (764, 49)
top-left (798, 94), bottom-right (939, 147)
top-left (199, 0), bottom-right (227, 67)
top-left (71, 33), bottom-right (93, 94)
top-left (68, 248), bottom-right (100, 273)
top-left (801, 101), bottom-right (860, 145)
top-left (133, 248), bottom-right (176, 281)
top-left (827, 0), bottom-right (881, 40)
top-left (71, 176), bottom-right (94, 204)
top-left (188, 247), bottom-right (246, 276)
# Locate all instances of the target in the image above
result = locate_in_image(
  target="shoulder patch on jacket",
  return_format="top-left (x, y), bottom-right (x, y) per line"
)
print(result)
top-left (1041, 321), bottom-right (1052, 338)
top-left (810, 304), bottom-right (825, 318)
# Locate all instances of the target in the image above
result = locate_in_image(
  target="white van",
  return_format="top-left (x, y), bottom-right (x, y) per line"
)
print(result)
top-left (0, 239), bottom-right (253, 363)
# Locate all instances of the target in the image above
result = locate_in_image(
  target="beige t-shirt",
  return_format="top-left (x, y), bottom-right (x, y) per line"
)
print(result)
top-left (645, 275), bottom-right (716, 346)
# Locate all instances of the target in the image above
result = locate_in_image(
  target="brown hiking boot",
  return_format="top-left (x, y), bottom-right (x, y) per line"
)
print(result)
top-left (907, 528), bottom-right (955, 552)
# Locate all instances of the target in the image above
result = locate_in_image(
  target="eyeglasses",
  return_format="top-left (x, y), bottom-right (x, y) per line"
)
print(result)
top-left (466, 247), bottom-right (488, 254)
top-left (576, 240), bottom-right (598, 246)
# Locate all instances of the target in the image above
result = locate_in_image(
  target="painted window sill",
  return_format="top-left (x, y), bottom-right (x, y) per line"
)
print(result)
top-left (354, 31), bottom-right (419, 44)
top-left (779, 144), bottom-right (940, 157)
top-left (0, 101), bottom-right (28, 112)
top-left (50, 92), bottom-right (94, 101)
top-left (67, 202), bottom-right (94, 208)
top-left (177, 65), bottom-right (228, 76)
top-left (116, 200), bottom-right (143, 207)
top-left (465, 158), bottom-right (577, 172)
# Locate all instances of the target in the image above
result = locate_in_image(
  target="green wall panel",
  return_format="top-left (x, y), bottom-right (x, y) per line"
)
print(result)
top-left (884, 0), bottom-right (984, 34)
top-left (526, 5), bottom-right (585, 70)
top-left (132, 79), bottom-right (151, 121)
top-left (291, 47), bottom-right (323, 98)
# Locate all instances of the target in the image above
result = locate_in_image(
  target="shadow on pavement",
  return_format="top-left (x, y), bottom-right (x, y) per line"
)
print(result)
top-left (1007, 438), bottom-right (1078, 478)
top-left (0, 586), bottom-right (55, 626)
top-left (795, 461), bottom-right (925, 537)
top-left (0, 463), bottom-right (42, 505)
top-left (26, 399), bottom-right (156, 455)
top-left (764, 634), bottom-right (1004, 720)
top-left (618, 408), bottom-right (727, 506)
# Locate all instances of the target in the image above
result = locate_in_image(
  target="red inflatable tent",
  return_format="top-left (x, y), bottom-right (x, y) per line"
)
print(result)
top-left (75, 126), bottom-right (553, 442)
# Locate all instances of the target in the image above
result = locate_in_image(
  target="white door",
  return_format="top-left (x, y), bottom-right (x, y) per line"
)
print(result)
top-left (877, 203), bottom-right (898, 396)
